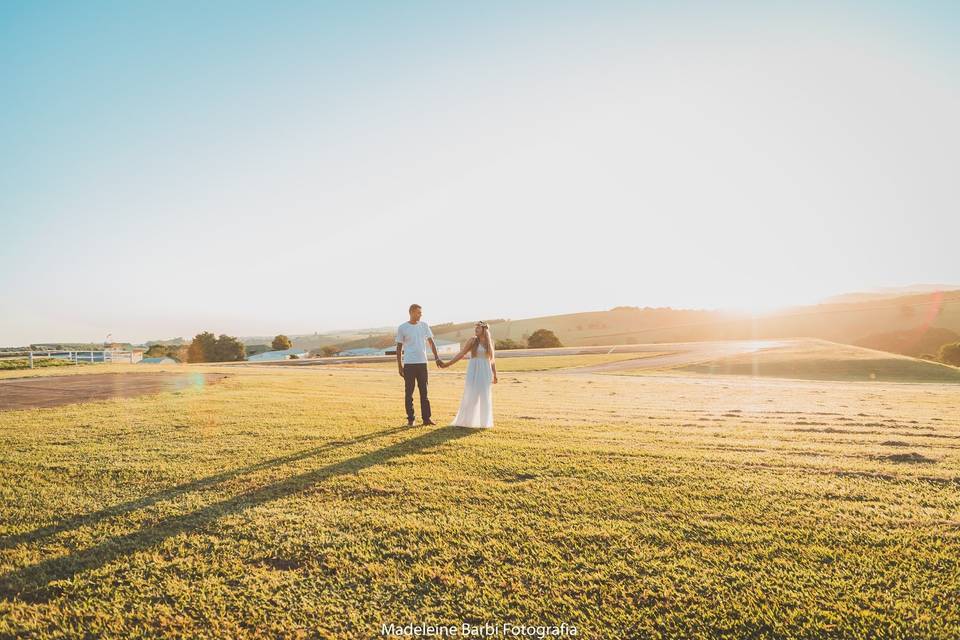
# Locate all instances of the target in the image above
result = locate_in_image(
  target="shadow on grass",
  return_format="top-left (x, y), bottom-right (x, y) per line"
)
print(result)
top-left (0, 426), bottom-right (478, 602)
top-left (0, 424), bottom-right (416, 552)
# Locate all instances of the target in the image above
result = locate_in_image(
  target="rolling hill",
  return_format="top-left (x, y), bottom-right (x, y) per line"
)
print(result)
top-left (854, 327), bottom-right (960, 359)
top-left (431, 290), bottom-right (960, 356)
top-left (821, 283), bottom-right (960, 304)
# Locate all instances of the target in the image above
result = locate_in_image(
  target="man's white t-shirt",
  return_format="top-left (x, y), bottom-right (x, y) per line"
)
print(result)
top-left (396, 321), bottom-right (433, 365)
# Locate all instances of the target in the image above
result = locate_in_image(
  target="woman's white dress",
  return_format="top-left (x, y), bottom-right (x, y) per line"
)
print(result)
top-left (452, 344), bottom-right (494, 428)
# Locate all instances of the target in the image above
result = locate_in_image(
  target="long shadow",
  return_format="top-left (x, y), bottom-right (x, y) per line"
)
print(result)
top-left (0, 423), bottom-right (416, 551)
top-left (0, 426), bottom-right (477, 602)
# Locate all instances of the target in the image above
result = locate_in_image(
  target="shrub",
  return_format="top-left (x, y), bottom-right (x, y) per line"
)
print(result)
top-left (213, 334), bottom-right (246, 362)
top-left (187, 332), bottom-right (217, 363)
top-left (146, 344), bottom-right (182, 359)
top-left (272, 335), bottom-right (292, 350)
top-left (0, 358), bottom-right (73, 370)
top-left (495, 339), bottom-right (525, 350)
top-left (321, 346), bottom-right (340, 357)
top-left (188, 332), bottom-right (245, 362)
top-left (527, 329), bottom-right (562, 348)
top-left (940, 342), bottom-right (960, 367)
top-left (145, 344), bottom-right (169, 358)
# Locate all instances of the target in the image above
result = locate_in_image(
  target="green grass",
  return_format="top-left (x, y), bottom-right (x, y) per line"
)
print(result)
top-left (0, 358), bottom-right (79, 371)
top-left (0, 362), bottom-right (165, 381)
top-left (1, 366), bottom-right (958, 638)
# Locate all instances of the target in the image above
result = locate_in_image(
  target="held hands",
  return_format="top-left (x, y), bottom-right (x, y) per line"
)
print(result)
top-left (435, 358), bottom-right (446, 369)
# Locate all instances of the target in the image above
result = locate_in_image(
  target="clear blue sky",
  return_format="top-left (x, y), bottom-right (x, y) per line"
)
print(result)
top-left (2, 1), bottom-right (959, 344)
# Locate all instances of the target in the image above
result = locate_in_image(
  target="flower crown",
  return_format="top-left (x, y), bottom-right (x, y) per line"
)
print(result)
top-left (476, 321), bottom-right (489, 329)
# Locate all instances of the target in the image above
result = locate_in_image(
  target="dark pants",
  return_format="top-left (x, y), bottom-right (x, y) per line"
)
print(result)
top-left (403, 363), bottom-right (430, 422)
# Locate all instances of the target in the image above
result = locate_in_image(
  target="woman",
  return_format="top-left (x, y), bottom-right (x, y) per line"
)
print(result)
top-left (439, 321), bottom-right (498, 428)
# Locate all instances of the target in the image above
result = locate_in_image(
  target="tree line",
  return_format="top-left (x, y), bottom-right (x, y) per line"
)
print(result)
top-left (495, 329), bottom-right (562, 350)
top-left (143, 333), bottom-right (241, 362)
top-left (144, 333), bottom-right (306, 362)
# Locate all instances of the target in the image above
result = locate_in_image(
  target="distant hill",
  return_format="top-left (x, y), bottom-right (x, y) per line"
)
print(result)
top-left (434, 307), bottom-right (729, 346)
top-left (329, 333), bottom-right (397, 352)
top-left (145, 338), bottom-right (187, 347)
top-left (282, 329), bottom-right (397, 352)
top-left (432, 290), bottom-right (960, 357)
top-left (142, 330), bottom-right (397, 352)
top-left (822, 284), bottom-right (960, 304)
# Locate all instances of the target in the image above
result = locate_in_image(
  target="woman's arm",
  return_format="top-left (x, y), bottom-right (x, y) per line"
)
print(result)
top-left (440, 338), bottom-right (475, 368)
top-left (491, 360), bottom-right (498, 384)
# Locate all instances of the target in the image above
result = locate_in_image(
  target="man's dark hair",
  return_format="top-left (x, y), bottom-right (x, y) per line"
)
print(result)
top-left (409, 304), bottom-right (422, 313)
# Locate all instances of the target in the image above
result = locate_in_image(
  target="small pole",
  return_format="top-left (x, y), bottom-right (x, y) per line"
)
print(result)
top-left (29, 351), bottom-right (34, 369)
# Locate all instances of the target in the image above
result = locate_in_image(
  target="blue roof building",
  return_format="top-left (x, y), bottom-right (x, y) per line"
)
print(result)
top-left (248, 348), bottom-right (308, 362)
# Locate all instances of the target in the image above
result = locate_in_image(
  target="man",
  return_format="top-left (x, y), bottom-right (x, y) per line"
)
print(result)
top-left (396, 303), bottom-right (443, 426)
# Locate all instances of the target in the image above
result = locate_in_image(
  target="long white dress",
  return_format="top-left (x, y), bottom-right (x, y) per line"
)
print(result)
top-left (451, 344), bottom-right (494, 428)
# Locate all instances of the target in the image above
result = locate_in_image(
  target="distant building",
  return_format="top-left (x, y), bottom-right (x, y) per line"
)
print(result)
top-left (140, 357), bottom-right (176, 364)
top-left (247, 348), bottom-right (309, 362)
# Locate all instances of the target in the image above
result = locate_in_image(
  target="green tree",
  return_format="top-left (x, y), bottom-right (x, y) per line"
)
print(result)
top-left (272, 334), bottom-right (292, 350)
top-left (187, 332), bottom-right (217, 363)
top-left (144, 344), bottom-right (169, 358)
top-left (527, 329), bottom-right (562, 348)
top-left (213, 334), bottom-right (246, 362)
top-left (939, 342), bottom-right (960, 366)
top-left (495, 338), bottom-right (525, 350)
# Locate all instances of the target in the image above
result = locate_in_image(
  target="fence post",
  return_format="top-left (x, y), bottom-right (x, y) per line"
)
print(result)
top-left (29, 351), bottom-right (34, 369)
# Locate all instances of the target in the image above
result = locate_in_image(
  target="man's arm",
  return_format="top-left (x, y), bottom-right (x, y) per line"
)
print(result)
top-left (396, 343), bottom-right (404, 377)
top-left (428, 337), bottom-right (441, 364)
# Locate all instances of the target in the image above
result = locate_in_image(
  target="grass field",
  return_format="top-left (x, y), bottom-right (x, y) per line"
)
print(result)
top-left (0, 358), bottom-right (78, 371)
top-left (1, 357), bottom-right (959, 638)
top-left (338, 353), bottom-right (668, 373)
top-left (0, 363), bottom-right (149, 381)
top-left (675, 340), bottom-right (960, 383)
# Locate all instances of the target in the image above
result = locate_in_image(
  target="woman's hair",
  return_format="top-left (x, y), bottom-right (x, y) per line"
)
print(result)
top-left (470, 321), bottom-right (495, 360)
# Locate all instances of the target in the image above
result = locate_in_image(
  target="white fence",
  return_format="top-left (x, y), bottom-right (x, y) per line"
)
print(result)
top-left (0, 350), bottom-right (143, 368)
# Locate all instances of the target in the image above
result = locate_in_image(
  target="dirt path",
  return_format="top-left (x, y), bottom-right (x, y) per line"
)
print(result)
top-left (0, 372), bottom-right (230, 410)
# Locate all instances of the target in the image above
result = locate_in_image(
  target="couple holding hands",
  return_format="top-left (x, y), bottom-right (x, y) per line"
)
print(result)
top-left (395, 304), bottom-right (497, 429)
